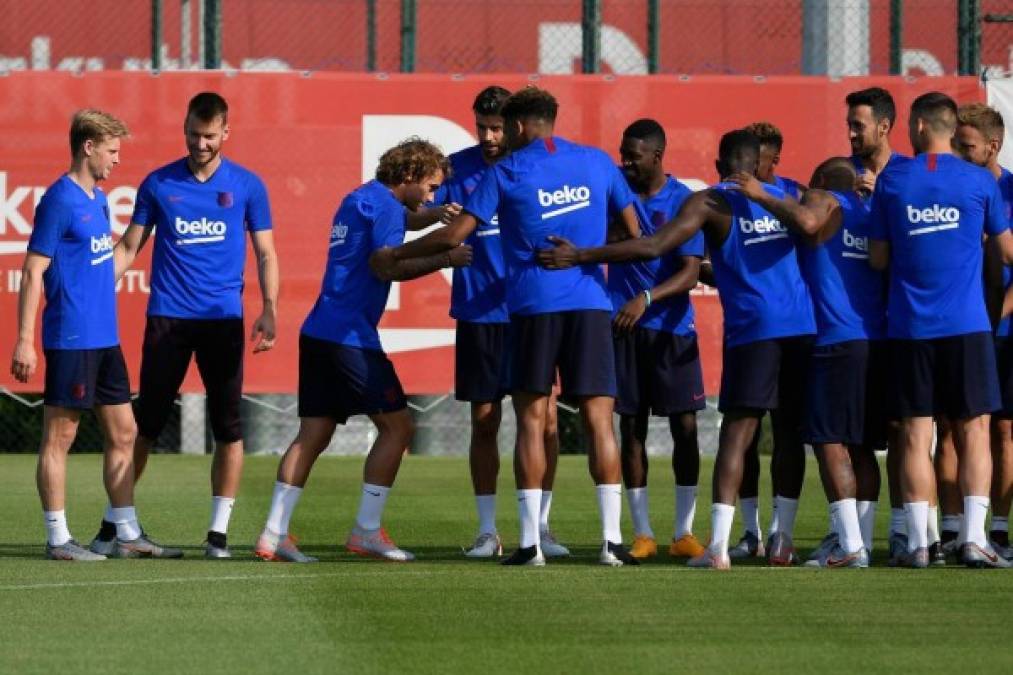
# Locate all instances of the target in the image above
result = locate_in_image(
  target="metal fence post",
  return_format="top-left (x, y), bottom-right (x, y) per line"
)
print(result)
top-left (647, 0), bottom-right (660, 74)
top-left (151, 0), bottom-right (163, 71)
top-left (889, 0), bottom-right (902, 74)
top-left (400, 0), bottom-right (416, 73)
top-left (366, 0), bottom-right (377, 72)
top-left (203, 0), bottom-right (221, 69)
top-left (958, 0), bottom-right (981, 75)
top-left (581, 0), bottom-right (601, 74)
top-left (181, 0), bottom-right (191, 69)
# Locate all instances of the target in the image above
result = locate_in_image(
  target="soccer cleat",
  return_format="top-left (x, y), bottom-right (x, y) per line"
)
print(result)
top-left (894, 547), bottom-right (930, 569)
top-left (46, 539), bottom-right (107, 561)
top-left (989, 539), bottom-right (1013, 561)
top-left (600, 541), bottom-right (640, 567)
top-left (962, 542), bottom-right (1012, 569)
top-left (805, 532), bottom-right (838, 565)
top-left (539, 530), bottom-right (571, 558)
top-left (887, 532), bottom-right (909, 566)
top-left (687, 546), bottom-right (731, 569)
top-left (114, 534), bottom-right (184, 559)
top-left (501, 545), bottom-right (546, 566)
top-left (88, 536), bottom-right (117, 557)
top-left (629, 535), bottom-right (658, 559)
top-left (346, 526), bottom-right (415, 562)
top-left (205, 542), bottom-right (232, 559)
top-left (805, 544), bottom-right (869, 569)
top-left (254, 533), bottom-right (317, 563)
top-left (464, 532), bottom-right (502, 558)
top-left (669, 534), bottom-right (706, 558)
top-left (928, 541), bottom-right (946, 566)
top-left (940, 532), bottom-right (960, 558)
top-left (727, 531), bottom-right (765, 559)
top-left (767, 531), bottom-right (797, 566)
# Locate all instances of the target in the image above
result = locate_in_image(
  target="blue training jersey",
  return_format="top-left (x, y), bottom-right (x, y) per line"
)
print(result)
top-left (607, 175), bottom-right (703, 335)
top-left (433, 145), bottom-right (508, 324)
top-left (132, 157), bottom-right (272, 320)
top-left (301, 180), bottom-right (405, 351)
top-left (464, 136), bottom-right (634, 316)
top-left (708, 183), bottom-right (816, 347)
top-left (797, 191), bottom-right (887, 346)
top-left (27, 175), bottom-right (118, 350)
top-left (994, 168), bottom-right (1013, 337)
top-left (869, 153), bottom-right (1009, 339)
top-left (773, 175), bottom-right (803, 200)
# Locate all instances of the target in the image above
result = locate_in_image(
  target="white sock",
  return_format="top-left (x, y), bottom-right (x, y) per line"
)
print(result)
top-left (475, 494), bottom-right (496, 535)
top-left (539, 490), bottom-right (553, 533)
top-left (926, 505), bottom-right (940, 545)
top-left (208, 496), bottom-right (235, 535)
top-left (740, 496), bottom-right (762, 538)
top-left (354, 483), bottom-right (390, 531)
top-left (517, 489), bottom-right (542, 549)
top-left (904, 501), bottom-right (929, 551)
top-left (264, 481), bottom-right (303, 537)
top-left (769, 501), bottom-right (780, 534)
top-left (857, 501), bottom-right (876, 554)
top-left (830, 498), bottom-right (863, 553)
top-left (963, 495), bottom-right (990, 548)
top-left (773, 496), bottom-right (799, 537)
top-left (941, 514), bottom-right (962, 534)
top-left (710, 503), bottom-right (736, 555)
top-left (103, 503), bottom-right (115, 524)
top-left (597, 484), bottom-right (623, 544)
top-left (828, 504), bottom-right (840, 538)
top-left (43, 509), bottom-right (71, 547)
top-left (991, 516), bottom-right (1009, 533)
top-left (110, 506), bottom-right (141, 541)
top-left (674, 485), bottom-right (697, 539)
top-left (890, 507), bottom-right (907, 536)
top-left (626, 487), bottom-right (653, 537)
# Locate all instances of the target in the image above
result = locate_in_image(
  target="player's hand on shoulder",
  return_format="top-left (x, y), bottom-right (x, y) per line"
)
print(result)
top-left (447, 243), bottom-right (473, 267)
top-left (613, 293), bottom-right (647, 333)
top-left (11, 338), bottom-right (36, 383)
top-left (536, 236), bottom-right (578, 270)
top-left (727, 172), bottom-right (765, 200)
top-left (440, 202), bottom-right (463, 224)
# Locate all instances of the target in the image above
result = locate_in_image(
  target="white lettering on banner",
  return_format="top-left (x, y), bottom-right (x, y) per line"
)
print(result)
top-left (538, 23), bottom-right (647, 74)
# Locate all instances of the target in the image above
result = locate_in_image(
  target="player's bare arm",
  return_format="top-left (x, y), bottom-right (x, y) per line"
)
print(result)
top-left (112, 222), bottom-right (154, 280)
top-left (11, 252), bottom-right (51, 383)
top-left (372, 211), bottom-right (479, 278)
top-left (992, 228), bottom-right (1013, 266)
top-left (613, 255), bottom-right (701, 333)
top-left (727, 172), bottom-right (840, 243)
top-left (869, 239), bottom-right (890, 270)
top-left (406, 202), bottom-right (463, 231)
top-left (370, 243), bottom-right (473, 282)
top-left (250, 229), bottom-right (280, 354)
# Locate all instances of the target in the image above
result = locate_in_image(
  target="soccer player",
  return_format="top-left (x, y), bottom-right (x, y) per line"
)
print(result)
top-left (434, 86), bottom-right (568, 559)
top-left (94, 92), bottom-right (279, 558)
top-left (374, 87), bottom-right (641, 567)
top-left (744, 121), bottom-right (804, 199)
top-left (730, 157), bottom-right (887, 566)
top-left (254, 138), bottom-right (471, 563)
top-left (11, 110), bottom-right (141, 560)
top-left (953, 102), bottom-right (1013, 559)
top-left (868, 92), bottom-right (1013, 568)
top-left (609, 119), bottom-right (707, 559)
top-left (538, 130), bottom-right (816, 569)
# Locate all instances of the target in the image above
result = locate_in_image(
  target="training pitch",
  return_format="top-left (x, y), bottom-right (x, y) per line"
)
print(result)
top-left (1, 454), bottom-right (1011, 674)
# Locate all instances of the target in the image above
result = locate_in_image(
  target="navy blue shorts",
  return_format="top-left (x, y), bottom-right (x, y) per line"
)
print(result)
top-left (995, 337), bottom-right (1013, 419)
top-left (718, 335), bottom-right (813, 413)
top-left (614, 327), bottom-right (705, 416)
top-left (804, 340), bottom-right (868, 446)
top-left (44, 346), bottom-right (131, 410)
top-left (455, 321), bottom-right (509, 403)
top-left (863, 340), bottom-right (890, 448)
top-left (298, 334), bottom-right (407, 423)
top-left (889, 332), bottom-right (1000, 419)
top-left (510, 310), bottom-right (616, 398)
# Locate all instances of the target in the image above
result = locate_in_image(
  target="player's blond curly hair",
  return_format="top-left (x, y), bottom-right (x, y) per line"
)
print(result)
top-left (69, 109), bottom-right (129, 156)
top-left (375, 137), bottom-right (451, 185)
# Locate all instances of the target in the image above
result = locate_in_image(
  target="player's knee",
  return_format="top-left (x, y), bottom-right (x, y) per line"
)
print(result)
top-left (108, 420), bottom-right (138, 453)
top-left (471, 408), bottom-right (501, 441)
top-left (379, 411), bottom-right (415, 446)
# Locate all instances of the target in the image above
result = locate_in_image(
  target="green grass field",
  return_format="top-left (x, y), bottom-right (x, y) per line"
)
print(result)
top-left (2, 453), bottom-right (1012, 674)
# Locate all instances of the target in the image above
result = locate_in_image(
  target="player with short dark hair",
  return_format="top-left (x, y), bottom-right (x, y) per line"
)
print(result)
top-left (94, 91), bottom-right (279, 558)
top-left (744, 121), bottom-right (804, 199)
top-left (254, 138), bottom-right (471, 563)
top-left (538, 129), bottom-right (816, 569)
top-left (610, 118), bottom-right (708, 560)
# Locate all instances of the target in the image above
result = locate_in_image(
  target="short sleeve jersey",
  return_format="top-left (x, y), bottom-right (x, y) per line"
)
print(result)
top-left (773, 175), bottom-right (803, 200)
top-left (27, 175), bottom-right (118, 350)
top-left (607, 175), bottom-right (703, 335)
top-left (131, 157), bottom-right (272, 319)
top-left (869, 153), bottom-right (1008, 339)
top-left (994, 168), bottom-right (1013, 337)
top-left (300, 180), bottom-right (406, 351)
top-left (464, 136), bottom-right (634, 316)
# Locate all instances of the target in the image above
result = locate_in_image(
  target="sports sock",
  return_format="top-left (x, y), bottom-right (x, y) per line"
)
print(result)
top-left (674, 485), bottom-right (697, 539)
top-left (597, 484), bottom-right (623, 544)
top-left (517, 489), bottom-right (542, 549)
top-left (828, 503), bottom-right (840, 539)
top-left (773, 496), bottom-right (799, 537)
top-left (208, 496), bottom-right (235, 536)
top-left (963, 495), bottom-right (990, 548)
top-left (941, 514), bottom-right (962, 534)
top-left (890, 507), bottom-right (907, 536)
top-left (769, 501), bottom-right (780, 534)
top-left (475, 494), bottom-right (496, 535)
top-left (265, 481), bottom-right (303, 537)
top-left (539, 490), bottom-right (553, 533)
top-left (904, 501), bottom-right (929, 552)
top-left (110, 506), bottom-right (141, 541)
top-left (926, 505), bottom-right (940, 545)
top-left (857, 501), bottom-right (876, 554)
top-left (625, 487), bottom-right (653, 538)
top-left (830, 498), bottom-right (863, 554)
top-left (739, 496), bottom-right (762, 538)
top-left (710, 503), bottom-right (736, 556)
top-left (354, 483), bottom-right (390, 531)
top-left (44, 510), bottom-right (71, 547)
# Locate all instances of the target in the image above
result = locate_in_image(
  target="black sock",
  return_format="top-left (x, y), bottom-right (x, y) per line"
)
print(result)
top-left (207, 530), bottom-right (227, 548)
top-left (98, 519), bottom-right (116, 541)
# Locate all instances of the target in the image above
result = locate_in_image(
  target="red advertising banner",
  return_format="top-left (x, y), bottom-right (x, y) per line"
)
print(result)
top-left (0, 72), bottom-right (983, 394)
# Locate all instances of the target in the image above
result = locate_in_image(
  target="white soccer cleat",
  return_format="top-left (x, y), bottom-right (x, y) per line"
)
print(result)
top-left (346, 525), bottom-right (415, 562)
top-left (539, 530), bottom-right (571, 558)
top-left (687, 546), bottom-right (731, 570)
top-left (599, 541), bottom-right (639, 567)
top-left (464, 532), bottom-right (502, 558)
top-left (254, 532), bottom-right (318, 563)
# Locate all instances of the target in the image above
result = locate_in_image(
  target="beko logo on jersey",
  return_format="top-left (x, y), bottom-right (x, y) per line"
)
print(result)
top-left (907, 204), bottom-right (960, 236)
top-left (538, 185), bottom-right (591, 220)
top-left (174, 216), bottom-right (227, 245)
top-left (329, 222), bottom-right (348, 248)
top-left (90, 234), bottom-right (114, 265)
top-left (841, 228), bottom-right (869, 259)
top-left (739, 215), bottom-right (788, 245)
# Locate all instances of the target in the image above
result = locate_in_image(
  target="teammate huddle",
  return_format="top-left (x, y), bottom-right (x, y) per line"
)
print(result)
top-left (13, 84), bottom-right (1013, 570)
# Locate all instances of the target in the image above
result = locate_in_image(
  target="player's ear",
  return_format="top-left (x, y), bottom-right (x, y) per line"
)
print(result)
top-left (82, 139), bottom-right (94, 157)
top-left (222, 123), bottom-right (231, 141)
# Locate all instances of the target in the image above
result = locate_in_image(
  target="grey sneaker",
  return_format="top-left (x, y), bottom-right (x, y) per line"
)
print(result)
top-left (806, 543), bottom-right (869, 568)
top-left (767, 531), bottom-right (797, 566)
top-left (962, 542), bottom-right (1012, 568)
top-left (805, 531), bottom-right (839, 565)
top-left (895, 546), bottom-right (930, 569)
top-left (539, 530), bottom-right (571, 558)
top-left (88, 537), bottom-right (117, 557)
top-left (254, 532), bottom-right (318, 563)
top-left (464, 532), bottom-right (502, 558)
top-left (115, 534), bottom-right (184, 559)
top-left (991, 540), bottom-right (1013, 561)
top-left (728, 531), bottom-right (765, 559)
top-left (205, 541), bottom-right (232, 559)
top-left (47, 539), bottom-right (107, 561)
